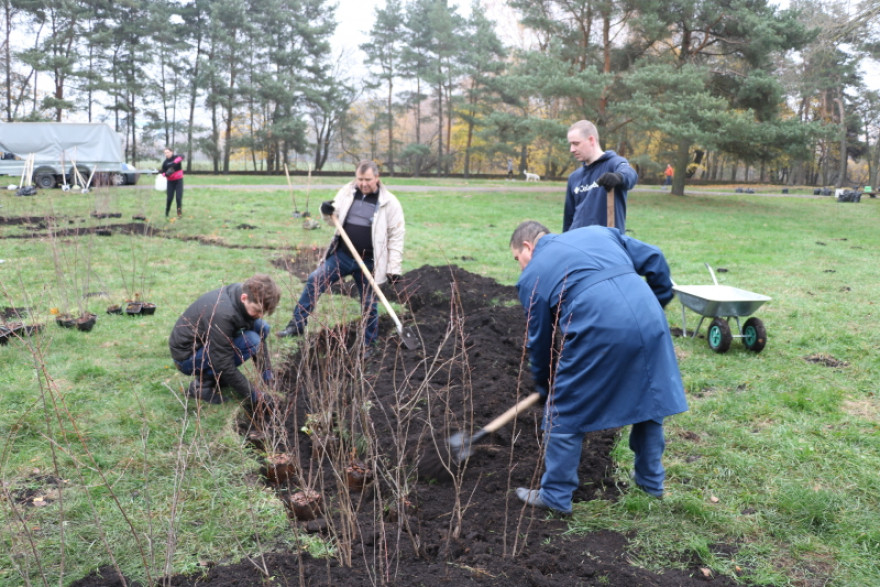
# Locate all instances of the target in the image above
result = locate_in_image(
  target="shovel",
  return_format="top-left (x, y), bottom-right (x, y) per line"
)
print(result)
top-left (328, 214), bottom-right (420, 350)
top-left (60, 151), bottom-right (70, 191)
top-left (283, 164), bottom-right (301, 217)
top-left (606, 187), bottom-right (616, 228)
top-left (419, 392), bottom-right (542, 481)
top-left (448, 392), bottom-right (542, 462)
top-left (301, 164), bottom-right (313, 218)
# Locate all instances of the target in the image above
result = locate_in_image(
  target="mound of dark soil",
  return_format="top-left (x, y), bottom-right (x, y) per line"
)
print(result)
top-left (73, 265), bottom-right (739, 587)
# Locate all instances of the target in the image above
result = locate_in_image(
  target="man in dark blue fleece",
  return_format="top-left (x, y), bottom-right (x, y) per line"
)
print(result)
top-left (563, 120), bottom-right (638, 233)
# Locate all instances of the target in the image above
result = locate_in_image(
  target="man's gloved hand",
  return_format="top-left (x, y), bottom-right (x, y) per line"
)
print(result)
top-left (597, 172), bottom-right (623, 189)
top-left (535, 385), bottom-right (549, 406)
top-left (386, 274), bottom-right (402, 285)
top-left (262, 369), bottom-right (274, 384)
top-left (320, 201), bottom-right (335, 216)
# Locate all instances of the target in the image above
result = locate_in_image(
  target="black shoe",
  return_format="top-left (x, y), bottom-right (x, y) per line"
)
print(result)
top-left (635, 483), bottom-right (664, 500)
top-left (276, 322), bottom-right (305, 338)
top-left (187, 379), bottom-right (225, 404)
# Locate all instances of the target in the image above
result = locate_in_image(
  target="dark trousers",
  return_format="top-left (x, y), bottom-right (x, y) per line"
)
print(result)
top-left (174, 320), bottom-right (269, 379)
top-left (165, 179), bottom-right (183, 215)
top-left (293, 250), bottom-right (378, 345)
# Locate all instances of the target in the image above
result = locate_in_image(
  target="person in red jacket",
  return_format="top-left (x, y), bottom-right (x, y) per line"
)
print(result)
top-left (161, 148), bottom-right (185, 218)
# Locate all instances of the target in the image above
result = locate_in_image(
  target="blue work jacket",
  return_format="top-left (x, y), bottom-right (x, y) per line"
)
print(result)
top-left (516, 226), bottom-right (688, 434)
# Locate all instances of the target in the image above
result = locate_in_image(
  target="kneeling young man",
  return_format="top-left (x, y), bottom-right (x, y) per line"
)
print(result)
top-left (169, 273), bottom-right (281, 407)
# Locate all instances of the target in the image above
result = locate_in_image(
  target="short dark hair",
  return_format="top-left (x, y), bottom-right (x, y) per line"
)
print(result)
top-left (242, 274), bottom-right (281, 315)
top-left (356, 160), bottom-right (380, 176)
top-left (568, 120), bottom-right (599, 141)
top-left (509, 220), bottom-right (550, 251)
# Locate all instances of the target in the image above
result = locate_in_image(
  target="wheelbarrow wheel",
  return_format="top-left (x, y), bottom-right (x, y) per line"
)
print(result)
top-left (742, 317), bottom-right (767, 353)
top-left (707, 318), bottom-right (732, 353)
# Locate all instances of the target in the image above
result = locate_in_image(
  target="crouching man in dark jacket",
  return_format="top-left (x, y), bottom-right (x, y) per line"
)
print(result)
top-left (510, 221), bottom-right (688, 514)
top-left (169, 274), bottom-right (281, 408)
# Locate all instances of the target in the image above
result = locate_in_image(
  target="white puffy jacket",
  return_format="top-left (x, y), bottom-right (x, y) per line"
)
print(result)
top-left (324, 181), bottom-right (405, 285)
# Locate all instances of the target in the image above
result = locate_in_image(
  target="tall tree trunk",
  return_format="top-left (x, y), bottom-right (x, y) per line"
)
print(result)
top-left (598, 10), bottom-right (610, 122)
top-left (671, 139), bottom-right (689, 195)
top-left (871, 128), bottom-right (880, 189)
top-left (249, 105), bottom-right (257, 171)
top-left (211, 92), bottom-right (220, 172)
top-left (436, 78), bottom-right (443, 176)
top-left (463, 81), bottom-right (476, 177)
top-left (835, 95), bottom-right (846, 187)
top-left (387, 79), bottom-right (394, 175)
top-left (185, 26), bottom-right (203, 173)
top-left (415, 77), bottom-right (421, 145)
top-left (3, 2), bottom-right (11, 121)
top-left (128, 89), bottom-right (138, 166)
top-left (445, 82), bottom-right (453, 173)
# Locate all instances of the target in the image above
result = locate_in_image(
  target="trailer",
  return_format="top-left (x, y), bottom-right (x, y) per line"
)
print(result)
top-left (0, 122), bottom-right (142, 189)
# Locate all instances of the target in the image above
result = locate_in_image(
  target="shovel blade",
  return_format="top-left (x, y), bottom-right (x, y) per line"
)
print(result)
top-left (447, 431), bottom-right (474, 463)
top-left (447, 428), bottom-right (488, 463)
top-left (398, 326), bottom-right (420, 350)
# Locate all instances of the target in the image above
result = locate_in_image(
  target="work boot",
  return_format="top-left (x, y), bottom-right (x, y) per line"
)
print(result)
top-left (516, 487), bottom-right (572, 516)
top-left (276, 321), bottom-right (305, 338)
top-left (186, 378), bottom-right (224, 404)
top-left (516, 487), bottom-right (551, 510)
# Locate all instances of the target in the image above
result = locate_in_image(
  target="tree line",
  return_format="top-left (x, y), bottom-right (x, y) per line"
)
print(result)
top-left (2, 0), bottom-right (879, 192)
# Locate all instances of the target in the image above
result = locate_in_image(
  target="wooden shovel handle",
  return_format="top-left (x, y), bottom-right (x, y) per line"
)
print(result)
top-left (607, 187), bottom-right (616, 228)
top-left (482, 392), bottom-right (542, 434)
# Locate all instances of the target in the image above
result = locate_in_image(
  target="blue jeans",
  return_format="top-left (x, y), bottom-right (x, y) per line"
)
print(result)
top-left (175, 319), bottom-right (269, 379)
top-left (539, 419), bottom-right (666, 512)
top-left (628, 419), bottom-right (666, 497)
top-left (293, 250), bottom-right (378, 345)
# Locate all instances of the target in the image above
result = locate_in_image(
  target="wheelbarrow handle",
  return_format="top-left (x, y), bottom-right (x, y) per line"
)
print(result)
top-left (705, 262), bottom-right (719, 286)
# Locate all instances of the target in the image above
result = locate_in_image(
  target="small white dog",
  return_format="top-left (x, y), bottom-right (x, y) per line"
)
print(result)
top-left (524, 170), bottom-right (540, 182)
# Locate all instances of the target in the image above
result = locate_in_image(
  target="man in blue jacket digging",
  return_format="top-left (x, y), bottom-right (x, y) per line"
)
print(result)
top-left (563, 120), bottom-right (638, 233)
top-left (510, 220), bottom-right (688, 514)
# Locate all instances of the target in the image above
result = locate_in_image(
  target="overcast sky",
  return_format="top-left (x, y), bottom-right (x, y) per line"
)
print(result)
top-left (332, 0), bottom-right (470, 57)
top-left (330, 0), bottom-right (521, 60)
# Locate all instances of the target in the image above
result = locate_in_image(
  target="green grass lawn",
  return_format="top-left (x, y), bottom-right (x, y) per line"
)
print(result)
top-left (1, 180), bottom-right (879, 586)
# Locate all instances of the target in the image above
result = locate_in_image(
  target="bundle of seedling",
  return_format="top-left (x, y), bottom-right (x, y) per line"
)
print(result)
top-left (47, 212), bottom-right (101, 333)
top-left (109, 224), bottom-right (158, 317)
top-left (0, 307), bottom-right (44, 344)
